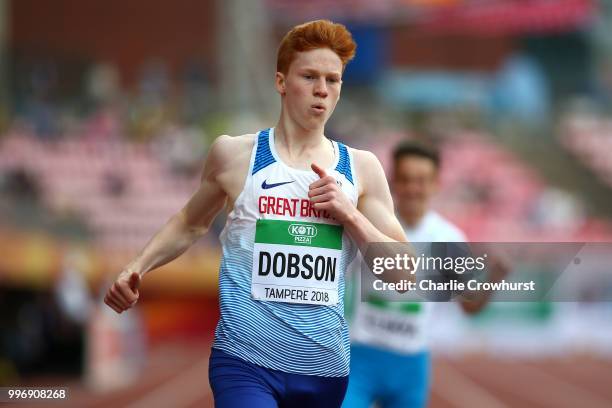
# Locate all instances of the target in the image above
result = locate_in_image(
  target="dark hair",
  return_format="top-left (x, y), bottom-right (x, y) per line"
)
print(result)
top-left (392, 141), bottom-right (440, 169)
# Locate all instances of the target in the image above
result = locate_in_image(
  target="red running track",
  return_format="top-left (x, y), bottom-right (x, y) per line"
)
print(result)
top-left (12, 340), bottom-right (612, 408)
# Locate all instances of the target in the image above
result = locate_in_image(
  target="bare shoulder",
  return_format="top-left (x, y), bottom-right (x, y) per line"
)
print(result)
top-left (214, 133), bottom-right (257, 151)
top-left (202, 133), bottom-right (256, 201)
top-left (351, 148), bottom-right (381, 170)
top-left (204, 133), bottom-right (256, 174)
top-left (209, 133), bottom-right (256, 164)
top-left (350, 148), bottom-right (386, 196)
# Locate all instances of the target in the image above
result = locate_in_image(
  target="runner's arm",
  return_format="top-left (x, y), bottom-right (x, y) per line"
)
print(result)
top-left (126, 136), bottom-right (231, 276)
top-left (347, 150), bottom-right (407, 249)
top-left (349, 151), bottom-right (416, 284)
top-left (104, 136), bottom-right (231, 313)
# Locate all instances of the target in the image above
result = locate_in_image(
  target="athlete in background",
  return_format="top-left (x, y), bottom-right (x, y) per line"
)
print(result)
top-left (344, 141), bottom-right (509, 408)
top-left (104, 20), bottom-right (409, 408)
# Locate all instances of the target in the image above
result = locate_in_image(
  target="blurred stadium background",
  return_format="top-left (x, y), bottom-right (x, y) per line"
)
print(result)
top-left (1, 0), bottom-right (611, 406)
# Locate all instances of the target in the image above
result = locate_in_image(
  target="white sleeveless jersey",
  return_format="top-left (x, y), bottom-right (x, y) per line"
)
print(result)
top-left (213, 128), bottom-right (359, 376)
top-left (348, 211), bottom-right (466, 354)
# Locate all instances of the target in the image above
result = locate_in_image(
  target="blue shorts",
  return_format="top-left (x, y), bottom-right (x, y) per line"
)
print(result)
top-left (209, 347), bottom-right (348, 408)
top-left (343, 344), bottom-right (431, 408)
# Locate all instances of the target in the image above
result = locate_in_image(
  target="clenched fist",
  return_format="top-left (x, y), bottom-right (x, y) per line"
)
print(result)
top-left (309, 163), bottom-right (355, 224)
top-left (104, 270), bottom-right (141, 313)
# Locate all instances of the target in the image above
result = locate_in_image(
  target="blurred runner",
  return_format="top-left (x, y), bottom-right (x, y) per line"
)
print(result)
top-left (344, 141), bottom-right (509, 408)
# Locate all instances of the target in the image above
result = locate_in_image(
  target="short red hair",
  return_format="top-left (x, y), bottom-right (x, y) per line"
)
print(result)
top-left (276, 20), bottom-right (357, 74)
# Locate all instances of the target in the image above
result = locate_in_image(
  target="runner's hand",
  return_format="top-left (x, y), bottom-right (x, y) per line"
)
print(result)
top-left (104, 270), bottom-right (141, 313)
top-left (309, 163), bottom-right (355, 223)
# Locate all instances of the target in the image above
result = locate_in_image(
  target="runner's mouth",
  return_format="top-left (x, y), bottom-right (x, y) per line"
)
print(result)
top-left (311, 104), bottom-right (326, 113)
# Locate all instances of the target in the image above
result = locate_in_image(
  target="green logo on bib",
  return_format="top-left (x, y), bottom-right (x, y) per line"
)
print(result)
top-left (288, 224), bottom-right (318, 244)
top-left (255, 219), bottom-right (342, 249)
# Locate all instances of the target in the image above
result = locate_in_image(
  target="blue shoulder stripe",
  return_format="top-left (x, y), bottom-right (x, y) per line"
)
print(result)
top-left (252, 128), bottom-right (276, 175)
top-left (334, 142), bottom-right (354, 185)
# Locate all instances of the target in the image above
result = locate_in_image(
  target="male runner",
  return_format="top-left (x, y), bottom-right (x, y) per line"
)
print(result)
top-left (344, 141), bottom-right (508, 408)
top-left (104, 20), bottom-right (408, 407)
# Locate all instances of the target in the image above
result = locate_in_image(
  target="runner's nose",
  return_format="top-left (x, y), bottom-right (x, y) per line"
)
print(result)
top-left (314, 78), bottom-right (328, 98)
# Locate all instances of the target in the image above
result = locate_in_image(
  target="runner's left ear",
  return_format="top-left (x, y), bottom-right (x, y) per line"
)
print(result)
top-left (275, 72), bottom-right (286, 95)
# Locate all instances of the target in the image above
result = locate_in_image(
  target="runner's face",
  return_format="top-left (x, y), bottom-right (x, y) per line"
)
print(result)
top-left (276, 48), bottom-right (343, 130)
top-left (393, 156), bottom-right (439, 219)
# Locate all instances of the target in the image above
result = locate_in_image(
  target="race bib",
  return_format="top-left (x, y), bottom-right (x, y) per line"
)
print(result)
top-left (353, 294), bottom-right (429, 352)
top-left (251, 219), bottom-right (343, 305)
top-left (359, 297), bottom-right (423, 337)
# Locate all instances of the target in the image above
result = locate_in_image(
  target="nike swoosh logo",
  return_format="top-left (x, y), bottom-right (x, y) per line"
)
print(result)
top-left (261, 179), bottom-right (295, 189)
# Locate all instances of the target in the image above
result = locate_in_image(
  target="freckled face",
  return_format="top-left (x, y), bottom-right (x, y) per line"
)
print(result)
top-left (276, 48), bottom-right (343, 130)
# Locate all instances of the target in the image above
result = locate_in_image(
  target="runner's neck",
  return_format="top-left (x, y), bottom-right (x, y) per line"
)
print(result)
top-left (274, 125), bottom-right (334, 168)
top-left (275, 116), bottom-right (326, 152)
